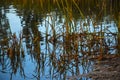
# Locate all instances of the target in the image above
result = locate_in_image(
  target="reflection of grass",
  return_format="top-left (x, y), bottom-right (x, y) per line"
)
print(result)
top-left (0, 33), bottom-right (26, 77)
top-left (0, 0), bottom-right (120, 79)
top-left (43, 9), bottom-right (119, 79)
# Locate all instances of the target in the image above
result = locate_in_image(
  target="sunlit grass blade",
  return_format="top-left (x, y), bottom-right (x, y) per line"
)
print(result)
top-left (72, 0), bottom-right (84, 19)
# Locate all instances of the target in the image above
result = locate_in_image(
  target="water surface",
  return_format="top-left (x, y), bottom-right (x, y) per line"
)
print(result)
top-left (0, 0), bottom-right (120, 80)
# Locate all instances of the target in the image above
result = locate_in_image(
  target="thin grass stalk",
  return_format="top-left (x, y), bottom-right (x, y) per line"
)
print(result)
top-left (61, 0), bottom-right (66, 14)
top-left (72, 0), bottom-right (84, 19)
top-left (65, 0), bottom-right (73, 21)
top-left (45, 19), bottom-right (49, 60)
top-left (50, 15), bottom-right (56, 40)
top-left (56, 0), bottom-right (61, 10)
top-left (118, 13), bottom-right (120, 54)
top-left (39, 0), bottom-right (44, 11)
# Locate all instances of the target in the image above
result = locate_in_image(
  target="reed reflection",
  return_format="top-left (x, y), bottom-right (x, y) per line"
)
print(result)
top-left (41, 14), bottom-right (118, 79)
top-left (1, 14), bottom-right (118, 80)
top-left (0, 0), bottom-right (120, 80)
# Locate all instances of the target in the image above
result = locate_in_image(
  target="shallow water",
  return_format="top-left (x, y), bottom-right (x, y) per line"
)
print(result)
top-left (0, 0), bottom-right (119, 80)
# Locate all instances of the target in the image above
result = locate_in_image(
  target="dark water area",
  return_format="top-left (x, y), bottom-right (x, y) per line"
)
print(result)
top-left (0, 0), bottom-right (120, 80)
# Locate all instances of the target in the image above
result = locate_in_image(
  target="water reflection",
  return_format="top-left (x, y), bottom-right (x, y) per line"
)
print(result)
top-left (0, 0), bottom-right (120, 80)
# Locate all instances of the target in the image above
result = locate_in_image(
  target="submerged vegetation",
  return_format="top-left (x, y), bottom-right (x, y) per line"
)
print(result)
top-left (0, 0), bottom-right (120, 80)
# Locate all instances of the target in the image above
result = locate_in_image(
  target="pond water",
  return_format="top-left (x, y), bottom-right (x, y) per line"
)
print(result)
top-left (0, 0), bottom-right (120, 80)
